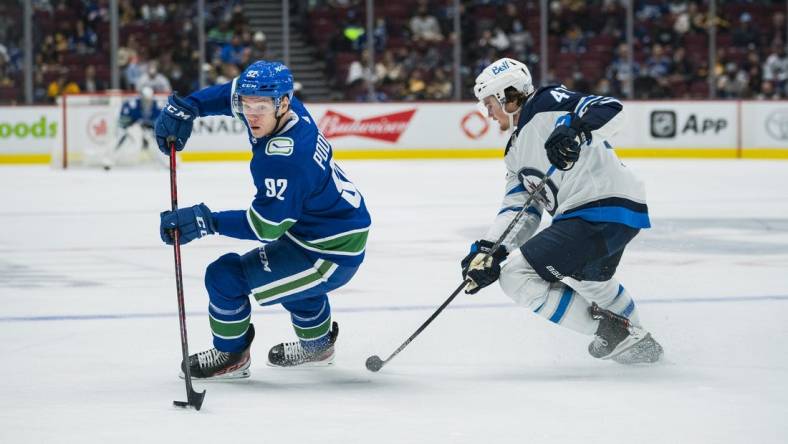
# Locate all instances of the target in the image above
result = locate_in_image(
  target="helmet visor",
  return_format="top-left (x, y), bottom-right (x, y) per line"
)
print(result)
top-left (231, 95), bottom-right (277, 116)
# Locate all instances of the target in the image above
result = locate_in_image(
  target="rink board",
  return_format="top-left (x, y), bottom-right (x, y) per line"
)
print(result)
top-left (1, 100), bottom-right (788, 163)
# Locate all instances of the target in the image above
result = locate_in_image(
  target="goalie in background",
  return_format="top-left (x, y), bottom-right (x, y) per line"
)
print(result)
top-left (103, 86), bottom-right (166, 169)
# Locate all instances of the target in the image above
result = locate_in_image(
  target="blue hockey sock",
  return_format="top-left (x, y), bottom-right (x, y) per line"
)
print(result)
top-left (286, 298), bottom-right (332, 352)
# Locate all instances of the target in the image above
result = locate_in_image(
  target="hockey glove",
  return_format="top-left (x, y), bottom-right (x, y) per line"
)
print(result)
top-left (544, 114), bottom-right (593, 171)
top-left (160, 203), bottom-right (216, 245)
top-left (461, 240), bottom-right (508, 295)
top-left (155, 94), bottom-right (199, 155)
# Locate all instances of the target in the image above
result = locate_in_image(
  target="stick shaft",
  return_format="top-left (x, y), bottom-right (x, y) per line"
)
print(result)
top-left (378, 166), bottom-right (556, 368)
top-left (169, 143), bottom-right (197, 397)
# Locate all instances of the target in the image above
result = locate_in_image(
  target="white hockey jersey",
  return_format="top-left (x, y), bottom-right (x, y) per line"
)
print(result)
top-left (484, 85), bottom-right (650, 251)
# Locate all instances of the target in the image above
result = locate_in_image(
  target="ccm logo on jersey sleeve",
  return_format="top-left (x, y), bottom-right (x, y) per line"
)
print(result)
top-left (266, 137), bottom-right (294, 156)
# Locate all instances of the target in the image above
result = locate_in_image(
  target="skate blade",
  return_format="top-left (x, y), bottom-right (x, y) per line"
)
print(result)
top-left (611, 333), bottom-right (664, 364)
top-left (178, 369), bottom-right (251, 381)
top-left (266, 352), bottom-right (335, 368)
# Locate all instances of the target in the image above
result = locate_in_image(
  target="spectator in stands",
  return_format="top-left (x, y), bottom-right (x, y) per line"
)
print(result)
top-left (71, 20), bottom-right (98, 54)
top-left (140, 2), bottom-right (167, 22)
top-left (220, 34), bottom-right (246, 66)
top-left (216, 63), bottom-right (240, 85)
top-left (0, 45), bottom-right (12, 87)
top-left (409, 5), bottom-right (443, 42)
top-left (136, 62), bottom-right (171, 93)
top-left (342, 10), bottom-right (366, 52)
top-left (375, 49), bottom-right (405, 86)
top-left (763, 42), bottom-right (788, 94)
top-left (732, 12), bottom-right (760, 48)
top-left (756, 80), bottom-right (783, 100)
top-left (645, 44), bottom-right (671, 79)
top-left (561, 24), bottom-right (587, 53)
top-left (669, 46), bottom-right (694, 86)
top-left (607, 43), bottom-right (639, 97)
top-left (47, 70), bottom-right (80, 102)
top-left (249, 31), bottom-right (267, 61)
top-left (346, 51), bottom-right (375, 88)
top-left (406, 69), bottom-right (427, 100)
top-left (766, 12), bottom-right (786, 45)
top-left (208, 20), bottom-right (233, 46)
top-left (426, 67), bottom-right (452, 100)
top-left (82, 65), bottom-right (106, 93)
top-left (717, 62), bottom-right (750, 98)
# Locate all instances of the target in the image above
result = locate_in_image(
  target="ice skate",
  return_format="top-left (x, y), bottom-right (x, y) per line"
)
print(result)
top-left (180, 324), bottom-right (255, 380)
top-left (268, 322), bottom-right (339, 367)
top-left (588, 303), bottom-right (663, 364)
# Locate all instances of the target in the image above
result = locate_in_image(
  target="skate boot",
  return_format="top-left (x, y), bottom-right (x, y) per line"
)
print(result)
top-left (588, 303), bottom-right (663, 364)
top-left (268, 322), bottom-right (339, 367)
top-left (180, 324), bottom-right (255, 380)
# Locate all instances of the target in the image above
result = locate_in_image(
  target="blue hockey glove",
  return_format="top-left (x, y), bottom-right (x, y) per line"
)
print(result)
top-left (155, 94), bottom-right (199, 155)
top-left (544, 114), bottom-right (593, 171)
top-left (461, 240), bottom-right (508, 294)
top-left (160, 203), bottom-right (216, 245)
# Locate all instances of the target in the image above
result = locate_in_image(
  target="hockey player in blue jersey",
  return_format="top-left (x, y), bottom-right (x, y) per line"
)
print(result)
top-left (104, 87), bottom-right (164, 169)
top-left (461, 58), bottom-right (663, 364)
top-left (154, 61), bottom-right (371, 378)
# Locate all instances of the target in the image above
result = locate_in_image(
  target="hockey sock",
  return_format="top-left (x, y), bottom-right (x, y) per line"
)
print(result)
top-left (530, 284), bottom-right (598, 335)
top-left (289, 299), bottom-right (333, 352)
top-left (564, 278), bottom-right (640, 326)
top-left (209, 299), bottom-right (252, 353)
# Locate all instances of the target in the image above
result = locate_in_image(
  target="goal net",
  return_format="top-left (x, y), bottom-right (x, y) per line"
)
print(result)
top-left (53, 91), bottom-right (170, 169)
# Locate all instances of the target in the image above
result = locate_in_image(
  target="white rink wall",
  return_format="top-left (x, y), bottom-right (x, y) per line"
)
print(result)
top-left (1, 98), bottom-right (788, 164)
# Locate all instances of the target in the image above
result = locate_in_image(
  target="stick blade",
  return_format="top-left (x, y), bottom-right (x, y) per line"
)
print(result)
top-left (173, 389), bottom-right (206, 410)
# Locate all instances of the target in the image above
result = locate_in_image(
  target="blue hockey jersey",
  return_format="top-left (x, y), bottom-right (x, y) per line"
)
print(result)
top-left (119, 97), bottom-right (161, 128)
top-left (184, 81), bottom-right (371, 267)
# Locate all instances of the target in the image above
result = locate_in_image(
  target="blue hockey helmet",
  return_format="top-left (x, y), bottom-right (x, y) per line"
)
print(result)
top-left (232, 60), bottom-right (294, 116)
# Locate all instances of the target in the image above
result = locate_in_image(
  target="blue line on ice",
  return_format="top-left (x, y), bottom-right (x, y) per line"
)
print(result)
top-left (1, 294), bottom-right (787, 323)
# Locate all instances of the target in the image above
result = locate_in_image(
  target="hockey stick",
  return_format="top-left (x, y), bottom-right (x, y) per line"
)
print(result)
top-left (167, 138), bottom-right (206, 410)
top-left (365, 165), bottom-right (557, 372)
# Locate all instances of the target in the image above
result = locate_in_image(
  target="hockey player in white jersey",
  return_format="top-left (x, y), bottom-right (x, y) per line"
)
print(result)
top-left (461, 58), bottom-right (663, 364)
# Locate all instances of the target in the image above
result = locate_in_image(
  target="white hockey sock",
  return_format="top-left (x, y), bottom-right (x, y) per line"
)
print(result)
top-left (563, 278), bottom-right (640, 326)
top-left (499, 250), bottom-right (597, 335)
top-left (531, 283), bottom-right (597, 335)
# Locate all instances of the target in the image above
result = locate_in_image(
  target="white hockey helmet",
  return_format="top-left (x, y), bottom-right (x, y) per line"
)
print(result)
top-left (473, 57), bottom-right (534, 104)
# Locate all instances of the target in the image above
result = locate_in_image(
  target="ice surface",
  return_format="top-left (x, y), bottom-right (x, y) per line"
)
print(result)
top-left (1, 159), bottom-right (787, 443)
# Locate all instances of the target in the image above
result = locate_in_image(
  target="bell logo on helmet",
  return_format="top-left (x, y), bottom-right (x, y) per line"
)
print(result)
top-left (491, 60), bottom-right (511, 75)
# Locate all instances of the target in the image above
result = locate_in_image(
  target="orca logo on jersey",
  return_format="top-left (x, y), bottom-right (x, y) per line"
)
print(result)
top-left (518, 167), bottom-right (559, 215)
top-left (266, 137), bottom-right (294, 156)
top-left (318, 109), bottom-right (416, 143)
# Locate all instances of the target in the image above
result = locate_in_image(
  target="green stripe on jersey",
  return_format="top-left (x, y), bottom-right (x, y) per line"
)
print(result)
top-left (246, 208), bottom-right (295, 241)
top-left (289, 228), bottom-right (369, 255)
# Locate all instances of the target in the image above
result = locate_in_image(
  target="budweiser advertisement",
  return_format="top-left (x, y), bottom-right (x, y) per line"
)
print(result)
top-left (308, 103), bottom-right (511, 150)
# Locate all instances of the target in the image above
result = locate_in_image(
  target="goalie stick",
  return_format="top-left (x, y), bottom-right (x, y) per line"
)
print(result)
top-left (365, 165), bottom-right (557, 373)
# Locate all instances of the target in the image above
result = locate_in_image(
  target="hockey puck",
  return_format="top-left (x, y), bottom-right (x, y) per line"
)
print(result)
top-left (365, 355), bottom-right (384, 372)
